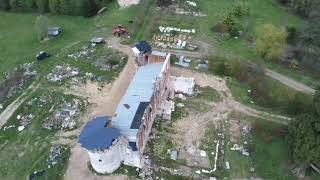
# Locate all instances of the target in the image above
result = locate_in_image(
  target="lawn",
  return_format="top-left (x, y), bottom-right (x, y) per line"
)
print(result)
top-left (132, 0), bottom-right (320, 86)
top-left (227, 113), bottom-right (296, 180)
top-left (0, 1), bottom-right (143, 179)
top-left (0, 2), bottom-right (139, 81)
top-left (0, 90), bottom-right (79, 180)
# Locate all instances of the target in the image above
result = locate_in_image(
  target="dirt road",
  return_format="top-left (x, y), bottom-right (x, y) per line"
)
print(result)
top-left (0, 83), bottom-right (38, 128)
top-left (64, 37), bottom-right (137, 180)
top-left (266, 69), bottom-right (315, 94)
top-left (158, 49), bottom-right (315, 94)
top-left (171, 67), bottom-right (291, 124)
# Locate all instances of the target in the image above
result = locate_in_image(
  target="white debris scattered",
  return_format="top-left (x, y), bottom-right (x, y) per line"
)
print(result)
top-left (250, 100), bottom-right (254, 104)
top-left (247, 89), bottom-right (251, 93)
top-left (159, 26), bottom-right (196, 34)
top-left (0, 104), bottom-right (3, 109)
top-left (195, 170), bottom-right (201, 174)
top-left (176, 93), bottom-right (187, 100)
top-left (213, 140), bottom-right (220, 172)
top-left (171, 76), bottom-right (196, 96)
top-left (3, 125), bottom-right (15, 131)
top-left (186, 1), bottom-right (197, 7)
top-left (176, 103), bottom-right (185, 108)
top-left (200, 150), bottom-right (207, 157)
top-left (250, 167), bottom-right (255, 172)
top-left (17, 115), bottom-right (21, 120)
top-left (226, 161), bottom-right (230, 170)
top-left (202, 169), bottom-right (210, 173)
top-left (18, 126), bottom-right (25, 131)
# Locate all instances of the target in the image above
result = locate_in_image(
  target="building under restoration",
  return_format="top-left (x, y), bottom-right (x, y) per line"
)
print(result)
top-left (79, 48), bottom-right (171, 173)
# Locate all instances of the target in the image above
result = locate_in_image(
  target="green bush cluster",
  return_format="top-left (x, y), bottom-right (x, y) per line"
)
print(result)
top-left (208, 56), bottom-right (314, 115)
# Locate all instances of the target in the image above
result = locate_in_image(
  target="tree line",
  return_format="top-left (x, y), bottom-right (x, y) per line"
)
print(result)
top-left (0, 0), bottom-right (114, 16)
top-left (278, 0), bottom-right (320, 76)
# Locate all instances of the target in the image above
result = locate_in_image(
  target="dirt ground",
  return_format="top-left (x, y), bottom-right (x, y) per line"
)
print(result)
top-left (63, 37), bottom-right (137, 180)
top-left (170, 67), bottom-right (291, 168)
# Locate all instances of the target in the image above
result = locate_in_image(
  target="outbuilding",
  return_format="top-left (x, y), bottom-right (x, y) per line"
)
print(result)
top-left (48, 27), bottom-right (61, 36)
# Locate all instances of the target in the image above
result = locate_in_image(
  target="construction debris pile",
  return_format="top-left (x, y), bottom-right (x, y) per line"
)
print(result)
top-left (93, 54), bottom-right (126, 71)
top-left (47, 64), bottom-right (80, 82)
top-left (162, 1), bottom-right (207, 17)
top-left (47, 145), bottom-right (62, 167)
top-left (68, 45), bottom-right (97, 60)
top-left (47, 145), bottom-right (69, 169)
top-left (0, 63), bottom-right (36, 102)
top-left (42, 98), bottom-right (86, 130)
top-left (152, 26), bottom-right (198, 51)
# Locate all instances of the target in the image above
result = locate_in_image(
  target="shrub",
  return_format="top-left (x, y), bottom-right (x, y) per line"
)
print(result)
top-left (256, 24), bottom-right (288, 61)
top-left (212, 23), bottom-right (229, 33)
top-left (208, 56), bottom-right (230, 76)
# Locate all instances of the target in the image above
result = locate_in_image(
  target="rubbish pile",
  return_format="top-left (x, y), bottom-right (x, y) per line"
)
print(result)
top-left (0, 64), bottom-right (36, 101)
top-left (67, 45), bottom-right (96, 60)
top-left (186, 1), bottom-right (197, 7)
top-left (159, 26), bottom-right (196, 34)
top-left (153, 33), bottom-right (198, 51)
top-left (42, 98), bottom-right (85, 130)
top-left (175, 56), bottom-right (192, 67)
top-left (195, 60), bottom-right (209, 70)
top-left (230, 144), bottom-right (250, 156)
top-left (47, 145), bottom-right (63, 167)
top-left (47, 64), bottom-right (80, 82)
top-left (17, 113), bottom-right (35, 127)
top-left (171, 76), bottom-right (196, 96)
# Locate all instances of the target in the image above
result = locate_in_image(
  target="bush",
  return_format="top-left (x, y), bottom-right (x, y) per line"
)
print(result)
top-left (212, 23), bottom-right (229, 33)
top-left (256, 24), bottom-right (288, 61)
top-left (208, 56), bottom-right (230, 76)
top-left (0, 0), bottom-right (10, 10)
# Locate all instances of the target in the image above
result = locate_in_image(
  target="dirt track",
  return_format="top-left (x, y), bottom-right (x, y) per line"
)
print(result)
top-left (157, 49), bottom-right (315, 95)
top-left (64, 37), bottom-right (137, 180)
top-left (0, 83), bottom-right (38, 128)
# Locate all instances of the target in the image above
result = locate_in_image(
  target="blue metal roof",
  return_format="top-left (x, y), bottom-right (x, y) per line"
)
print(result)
top-left (112, 63), bottom-right (164, 142)
top-left (79, 116), bottom-right (120, 151)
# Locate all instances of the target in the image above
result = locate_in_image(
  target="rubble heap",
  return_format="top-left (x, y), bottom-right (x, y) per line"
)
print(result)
top-left (47, 64), bottom-right (80, 82)
top-left (42, 98), bottom-right (85, 130)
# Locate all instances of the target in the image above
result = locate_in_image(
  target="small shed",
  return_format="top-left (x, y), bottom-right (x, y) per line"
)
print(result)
top-left (90, 37), bottom-right (105, 44)
top-left (48, 27), bottom-right (60, 36)
top-left (36, 51), bottom-right (50, 61)
top-left (132, 41), bottom-right (151, 56)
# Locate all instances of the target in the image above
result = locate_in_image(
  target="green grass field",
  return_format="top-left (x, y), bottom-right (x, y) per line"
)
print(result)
top-left (0, 2), bottom-right (141, 179)
top-left (227, 113), bottom-right (297, 180)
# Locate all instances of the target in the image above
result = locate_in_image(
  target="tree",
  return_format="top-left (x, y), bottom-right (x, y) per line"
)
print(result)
top-left (287, 114), bottom-right (320, 165)
top-left (35, 0), bottom-right (49, 13)
top-left (26, 0), bottom-right (36, 9)
top-left (0, 0), bottom-right (10, 10)
top-left (59, 0), bottom-right (70, 15)
top-left (156, 0), bottom-right (172, 7)
top-left (256, 24), bottom-right (288, 61)
top-left (74, 0), bottom-right (97, 17)
top-left (208, 56), bottom-right (230, 76)
top-left (48, 0), bottom-right (60, 14)
top-left (289, 0), bottom-right (314, 17)
top-left (35, 15), bottom-right (49, 41)
top-left (9, 0), bottom-right (25, 11)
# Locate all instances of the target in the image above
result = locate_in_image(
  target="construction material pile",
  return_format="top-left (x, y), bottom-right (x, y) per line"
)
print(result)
top-left (42, 98), bottom-right (86, 130)
top-left (47, 64), bottom-right (80, 82)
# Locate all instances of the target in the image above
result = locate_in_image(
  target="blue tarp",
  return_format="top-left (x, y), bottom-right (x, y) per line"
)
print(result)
top-left (79, 116), bottom-right (120, 151)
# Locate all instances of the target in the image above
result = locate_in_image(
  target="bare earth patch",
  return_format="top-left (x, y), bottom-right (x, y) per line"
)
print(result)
top-left (63, 38), bottom-right (137, 180)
